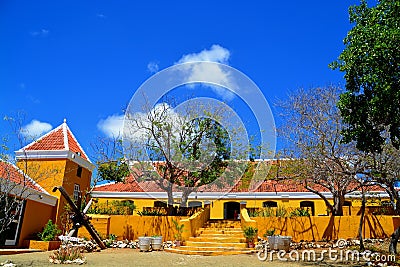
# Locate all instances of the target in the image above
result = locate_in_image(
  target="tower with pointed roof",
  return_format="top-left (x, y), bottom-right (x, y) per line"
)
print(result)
top-left (15, 119), bottom-right (94, 227)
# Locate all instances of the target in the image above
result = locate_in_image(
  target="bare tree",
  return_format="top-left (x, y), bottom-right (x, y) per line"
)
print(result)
top-left (363, 143), bottom-right (400, 253)
top-left (277, 86), bottom-right (366, 216)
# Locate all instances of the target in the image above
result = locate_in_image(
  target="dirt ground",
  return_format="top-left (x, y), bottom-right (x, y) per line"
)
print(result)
top-left (0, 249), bottom-right (353, 267)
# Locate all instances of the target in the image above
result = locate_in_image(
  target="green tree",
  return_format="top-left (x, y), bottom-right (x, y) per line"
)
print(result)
top-left (91, 137), bottom-right (130, 184)
top-left (330, 0), bottom-right (400, 153)
top-left (331, 0), bottom-right (400, 253)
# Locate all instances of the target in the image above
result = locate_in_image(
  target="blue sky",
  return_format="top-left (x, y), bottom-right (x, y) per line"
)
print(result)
top-left (0, 0), bottom-right (361, 158)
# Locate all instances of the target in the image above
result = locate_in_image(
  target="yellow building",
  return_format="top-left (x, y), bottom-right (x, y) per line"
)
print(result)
top-left (15, 119), bottom-right (95, 227)
top-left (0, 160), bottom-right (57, 247)
top-left (92, 166), bottom-right (389, 219)
top-left (0, 120), bottom-right (94, 248)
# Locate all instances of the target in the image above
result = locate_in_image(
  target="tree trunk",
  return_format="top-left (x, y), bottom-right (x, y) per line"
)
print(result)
top-left (332, 194), bottom-right (344, 216)
top-left (166, 187), bottom-right (174, 216)
top-left (181, 188), bottom-right (194, 208)
top-left (358, 189), bottom-right (366, 251)
top-left (389, 226), bottom-right (400, 254)
top-left (180, 192), bottom-right (189, 208)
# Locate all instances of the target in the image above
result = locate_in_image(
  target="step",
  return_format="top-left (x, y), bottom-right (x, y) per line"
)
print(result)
top-left (173, 246), bottom-right (253, 251)
top-left (185, 241), bottom-right (248, 248)
top-left (205, 223), bottom-right (241, 228)
top-left (164, 247), bottom-right (255, 256)
top-left (197, 228), bottom-right (243, 232)
top-left (195, 233), bottom-right (245, 238)
top-left (189, 236), bottom-right (246, 243)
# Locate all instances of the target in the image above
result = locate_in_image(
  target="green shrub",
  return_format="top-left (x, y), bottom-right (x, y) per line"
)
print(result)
top-left (289, 207), bottom-right (310, 217)
top-left (137, 209), bottom-right (164, 216)
top-left (38, 220), bottom-right (61, 241)
top-left (264, 228), bottom-right (275, 237)
top-left (243, 226), bottom-right (258, 241)
top-left (87, 200), bottom-right (136, 215)
top-left (172, 220), bottom-right (185, 241)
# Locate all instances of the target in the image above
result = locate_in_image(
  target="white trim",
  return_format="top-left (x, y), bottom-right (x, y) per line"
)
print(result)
top-left (15, 150), bottom-right (95, 171)
top-left (91, 190), bottom-right (390, 200)
top-left (6, 180), bottom-right (58, 206)
top-left (63, 121), bottom-right (69, 150)
top-left (17, 121), bottom-right (92, 164)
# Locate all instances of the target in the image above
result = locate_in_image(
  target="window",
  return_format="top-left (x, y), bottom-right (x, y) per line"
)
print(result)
top-left (343, 201), bottom-right (352, 206)
top-left (188, 201), bottom-right (202, 207)
top-left (263, 201), bottom-right (278, 208)
top-left (73, 184), bottom-right (80, 202)
top-left (300, 201), bottom-right (315, 216)
top-left (154, 201), bottom-right (167, 208)
top-left (76, 166), bottom-right (82, 178)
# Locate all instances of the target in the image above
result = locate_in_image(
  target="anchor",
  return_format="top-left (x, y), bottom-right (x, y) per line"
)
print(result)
top-left (53, 186), bottom-right (107, 249)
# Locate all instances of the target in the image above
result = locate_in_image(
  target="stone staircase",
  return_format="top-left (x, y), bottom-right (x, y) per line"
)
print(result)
top-left (164, 219), bottom-right (255, 256)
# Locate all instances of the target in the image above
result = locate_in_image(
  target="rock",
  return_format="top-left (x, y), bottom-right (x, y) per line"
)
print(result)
top-left (0, 260), bottom-right (16, 267)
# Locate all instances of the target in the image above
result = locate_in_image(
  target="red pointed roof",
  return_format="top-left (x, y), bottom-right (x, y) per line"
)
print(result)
top-left (20, 119), bottom-right (90, 161)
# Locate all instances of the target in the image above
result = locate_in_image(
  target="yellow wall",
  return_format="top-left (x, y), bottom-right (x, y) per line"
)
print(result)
top-left (17, 158), bottom-right (92, 229)
top-left (16, 159), bottom-right (66, 195)
top-left (18, 199), bottom-right (57, 247)
top-left (93, 196), bottom-right (390, 220)
top-left (79, 215), bottom-right (187, 241)
top-left (253, 215), bottom-right (400, 242)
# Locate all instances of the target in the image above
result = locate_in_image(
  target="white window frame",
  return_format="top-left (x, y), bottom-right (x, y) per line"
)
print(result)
top-left (73, 184), bottom-right (80, 202)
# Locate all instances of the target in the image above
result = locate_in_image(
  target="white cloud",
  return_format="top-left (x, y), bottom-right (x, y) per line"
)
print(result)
top-left (97, 115), bottom-right (124, 138)
top-left (96, 13), bottom-right (106, 19)
top-left (21, 120), bottom-right (52, 139)
top-left (30, 29), bottom-right (49, 37)
top-left (147, 61), bottom-right (159, 73)
top-left (175, 45), bottom-right (235, 101)
top-left (125, 103), bottom-right (183, 143)
top-left (176, 44), bottom-right (230, 64)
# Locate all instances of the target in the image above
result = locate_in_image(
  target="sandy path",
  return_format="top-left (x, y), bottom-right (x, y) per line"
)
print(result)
top-left (0, 249), bottom-right (312, 267)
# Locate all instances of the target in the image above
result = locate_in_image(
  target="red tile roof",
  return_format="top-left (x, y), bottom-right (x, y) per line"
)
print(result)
top-left (21, 120), bottom-right (90, 161)
top-left (95, 175), bottom-right (146, 192)
top-left (94, 169), bottom-right (385, 194)
top-left (0, 161), bottom-right (47, 193)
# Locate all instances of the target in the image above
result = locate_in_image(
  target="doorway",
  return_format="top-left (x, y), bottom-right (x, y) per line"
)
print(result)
top-left (223, 201), bottom-right (240, 219)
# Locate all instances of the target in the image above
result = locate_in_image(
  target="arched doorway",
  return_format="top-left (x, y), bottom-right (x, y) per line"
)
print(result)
top-left (224, 201), bottom-right (240, 219)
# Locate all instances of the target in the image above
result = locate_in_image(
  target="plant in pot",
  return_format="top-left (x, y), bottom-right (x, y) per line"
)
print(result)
top-left (243, 226), bottom-right (258, 248)
top-left (172, 220), bottom-right (184, 247)
top-left (29, 219), bottom-right (61, 251)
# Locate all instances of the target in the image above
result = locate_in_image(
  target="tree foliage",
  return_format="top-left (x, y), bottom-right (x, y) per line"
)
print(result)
top-left (331, 0), bottom-right (400, 152)
top-left (124, 101), bottom-right (242, 208)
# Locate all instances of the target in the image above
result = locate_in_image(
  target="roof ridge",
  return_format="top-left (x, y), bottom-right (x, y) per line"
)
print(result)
top-left (63, 119), bottom-right (69, 150)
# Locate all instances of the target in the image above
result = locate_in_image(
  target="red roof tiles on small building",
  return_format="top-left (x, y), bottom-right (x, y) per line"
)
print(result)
top-left (21, 120), bottom-right (90, 161)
